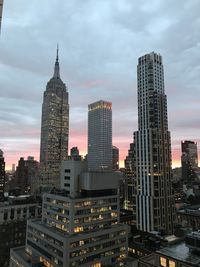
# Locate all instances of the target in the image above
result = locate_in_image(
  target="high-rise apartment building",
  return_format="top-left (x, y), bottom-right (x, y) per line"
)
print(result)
top-left (0, 149), bottom-right (5, 201)
top-left (0, 0), bottom-right (4, 32)
top-left (181, 140), bottom-right (198, 184)
top-left (40, 48), bottom-right (69, 188)
top-left (88, 100), bottom-right (112, 171)
top-left (10, 159), bottom-right (129, 267)
top-left (133, 52), bottom-right (174, 234)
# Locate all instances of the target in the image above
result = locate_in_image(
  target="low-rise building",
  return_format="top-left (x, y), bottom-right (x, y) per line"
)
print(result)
top-left (177, 205), bottom-right (200, 230)
top-left (138, 232), bottom-right (200, 267)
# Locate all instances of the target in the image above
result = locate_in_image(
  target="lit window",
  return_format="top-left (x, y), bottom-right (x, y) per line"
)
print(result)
top-left (74, 226), bottom-right (83, 233)
top-left (169, 260), bottom-right (176, 267)
top-left (91, 263), bottom-right (101, 267)
top-left (160, 257), bottom-right (167, 267)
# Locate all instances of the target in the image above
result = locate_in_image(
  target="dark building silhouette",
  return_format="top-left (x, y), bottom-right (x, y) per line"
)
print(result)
top-left (40, 47), bottom-right (69, 189)
top-left (14, 157), bottom-right (38, 194)
top-left (25, 156), bottom-right (39, 193)
top-left (124, 143), bottom-right (135, 211)
top-left (70, 146), bottom-right (81, 161)
top-left (0, 149), bottom-right (5, 201)
top-left (15, 157), bottom-right (28, 194)
top-left (112, 145), bottom-right (119, 170)
top-left (181, 140), bottom-right (198, 184)
top-left (133, 52), bottom-right (174, 234)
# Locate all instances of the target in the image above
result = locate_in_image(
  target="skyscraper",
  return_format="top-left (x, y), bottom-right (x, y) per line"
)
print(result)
top-left (181, 140), bottom-right (198, 184)
top-left (0, 0), bottom-right (4, 32)
top-left (40, 47), bottom-right (69, 188)
top-left (0, 149), bottom-right (5, 201)
top-left (88, 100), bottom-right (112, 171)
top-left (133, 52), bottom-right (174, 234)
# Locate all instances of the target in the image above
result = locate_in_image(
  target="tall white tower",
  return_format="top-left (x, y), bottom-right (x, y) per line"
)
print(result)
top-left (133, 52), bottom-right (174, 234)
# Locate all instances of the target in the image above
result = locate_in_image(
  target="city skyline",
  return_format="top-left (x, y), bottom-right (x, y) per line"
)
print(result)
top-left (0, 0), bottom-right (200, 170)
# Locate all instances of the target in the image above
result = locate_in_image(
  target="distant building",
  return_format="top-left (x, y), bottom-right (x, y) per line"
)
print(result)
top-left (40, 47), bottom-right (69, 189)
top-left (70, 146), bottom-right (79, 157)
top-left (112, 145), bottom-right (119, 170)
top-left (88, 100), bottom-right (112, 171)
top-left (12, 164), bottom-right (15, 173)
top-left (124, 143), bottom-right (135, 211)
top-left (26, 156), bottom-right (39, 194)
top-left (0, 195), bottom-right (40, 267)
top-left (10, 159), bottom-right (129, 267)
top-left (70, 147), bottom-right (82, 161)
top-left (133, 52), bottom-right (174, 234)
top-left (14, 157), bottom-right (39, 194)
top-left (0, 0), bottom-right (4, 32)
top-left (181, 140), bottom-right (198, 184)
top-left (0, 149), bottom-right (5, 201)
top-left (14, 157), bottom-right (28, 194)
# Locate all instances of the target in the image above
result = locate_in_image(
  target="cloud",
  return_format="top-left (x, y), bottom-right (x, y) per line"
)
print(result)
top-left (0, 0), bottom-right (200, 169)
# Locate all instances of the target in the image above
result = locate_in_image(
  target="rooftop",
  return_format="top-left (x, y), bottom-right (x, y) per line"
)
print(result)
top-left (177, 204), bottom-right (200, 217)
top-left (11, 246), bottom-right (44, 267)
top-left (157, 241), bottom-right (200, 266)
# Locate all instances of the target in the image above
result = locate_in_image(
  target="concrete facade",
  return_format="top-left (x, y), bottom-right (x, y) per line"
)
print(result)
top-left (10, 161), bottom-right (129, 267)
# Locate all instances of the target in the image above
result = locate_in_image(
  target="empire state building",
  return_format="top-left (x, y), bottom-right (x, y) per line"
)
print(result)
top-left (40, 48), bottom-right (69, 188)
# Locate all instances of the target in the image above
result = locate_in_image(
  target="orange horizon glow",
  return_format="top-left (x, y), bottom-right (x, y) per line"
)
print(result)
top-left (4, 148), bottom-right (184, 171)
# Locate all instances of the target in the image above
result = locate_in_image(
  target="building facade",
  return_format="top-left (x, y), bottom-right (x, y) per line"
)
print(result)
top-left (0, 149), bottom-right (5, 200)
top-left (181, 140), bottom-right (198, 184)
top-left (10, 160), bottom-right (129, 267)
top-left (88, 100), bottom-right (112, 171)
top-left (0, 195), bottom-right (40, 267)
top-left (133, 52), bottom-right (174, 234)
top-left (40, 48), bottom-right (69, 189)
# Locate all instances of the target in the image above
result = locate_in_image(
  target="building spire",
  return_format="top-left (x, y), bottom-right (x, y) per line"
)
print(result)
top-left (53, 44), bottom-right (60, 79)
top-left (56, 43), bottom-right (59, 62)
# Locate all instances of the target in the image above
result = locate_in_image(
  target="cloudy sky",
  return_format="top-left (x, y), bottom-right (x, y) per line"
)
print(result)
top-left (0, 0), bottom-right (200, 169)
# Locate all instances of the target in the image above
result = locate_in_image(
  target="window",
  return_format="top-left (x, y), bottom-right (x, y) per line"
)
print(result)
top-left (160, 257), bottom-right (167, 267)
top-left (169, 260), bottom-right (176, 267)
top-left (65, 169), bottom-right (70, 173)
